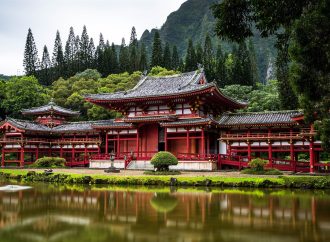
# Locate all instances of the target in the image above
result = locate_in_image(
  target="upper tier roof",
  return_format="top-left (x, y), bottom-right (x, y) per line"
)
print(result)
top-left (85, 71), bottom-right (244, 108)
top-left (21, 100), bottom-right (80, 117)
top-left (218, 110), bottom-right (304, 127)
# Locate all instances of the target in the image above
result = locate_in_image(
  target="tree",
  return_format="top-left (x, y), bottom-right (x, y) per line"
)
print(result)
top-left (1, 76), bottom-right (49, 118)
top-left (96, 33), bottom-right (106, 76)
top-left (129, 26), bottom-right (137, 46)
top-left (23, 28), bottom-right (39, 76)
top-left (79, 25), bottom-right (90, 71)
top-left (88, 38), bottom-right (96, 68)
top-left (247, 40), bottom-right (260, 84)
top-left (171, 45), bottom-right (180, 70)
top-left (109, 43), bottom-right (119, 74)
top-left (211, 0), bottom-right (330, 149)
top-left (151, 30), bottom-right (163, 67)
top-left (65, 27), bottom-right (76, 77)
top-left (215, 44), bottom-right (227, 87)
top-left (203, 34), bottom-right (215, 81)
top-left (184, 39), bottom-right (197, 72)
top-left (139, 43), bottom-right (148, 71)
top-left (52, 30), bottom-right (65, 79)
top-left (119, 38), bottom-right (130, 73)
top-left (163, 42), bottom-right (172, 70)
top-left (40, 45), bottom-right (52, 85)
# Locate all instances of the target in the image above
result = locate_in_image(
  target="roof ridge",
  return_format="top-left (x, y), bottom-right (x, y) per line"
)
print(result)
top-left (223, 110), bottom-right (302, 115)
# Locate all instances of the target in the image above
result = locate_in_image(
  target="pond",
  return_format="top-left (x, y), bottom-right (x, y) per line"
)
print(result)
top-left (0, 183), bottom-right (329, 242)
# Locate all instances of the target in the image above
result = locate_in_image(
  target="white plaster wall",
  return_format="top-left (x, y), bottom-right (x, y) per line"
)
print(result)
top-left (219, 141), bottom-right (227, 155)
top-left (89, 160), bottom-right (125, 169)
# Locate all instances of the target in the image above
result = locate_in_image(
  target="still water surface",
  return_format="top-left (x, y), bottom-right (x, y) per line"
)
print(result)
top-left (0, 183), bottom-right (329, 242)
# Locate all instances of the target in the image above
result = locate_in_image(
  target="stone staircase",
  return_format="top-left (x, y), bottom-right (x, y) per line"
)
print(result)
top-left (126, 160), bottom-right (154, 170)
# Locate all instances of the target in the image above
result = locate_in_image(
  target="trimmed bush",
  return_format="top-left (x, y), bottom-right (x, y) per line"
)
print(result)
top-left (151, 151), bottom-right (178, 171)
top-left (248, 158), bottom-right (268, 171)
top-left (144, 170), bottom-right (181, 175)
top-left (30, 157), bottom-right (66, 168)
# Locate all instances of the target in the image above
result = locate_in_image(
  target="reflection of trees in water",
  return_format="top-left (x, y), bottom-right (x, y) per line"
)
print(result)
top-left (150, 193), bottom-right (178, 213)
top-left (0, 186), bottom-right (329, 242)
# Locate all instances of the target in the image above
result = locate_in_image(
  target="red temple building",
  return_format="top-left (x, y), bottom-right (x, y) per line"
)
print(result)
top-left (0, 70), bottom-right (326, 172)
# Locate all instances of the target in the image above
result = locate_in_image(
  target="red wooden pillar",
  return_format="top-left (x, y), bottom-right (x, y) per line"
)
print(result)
top-left (186, 127), bottom-right (190, 154)
top-left (268, 128), bottom-right (273, 167)
top-left (201, 128), bottom-right (205, 155)
top-left (164, 128), bottom-right (168, 151)
top-left (84, 143), bottom-right (88, 164)
top-left (60, 145), bottom-right (63, 158)
top-left (1, 147), bottom-right (5, 167)
top-left (36, 145), bottom-right (39, 161)
top-left (20, 146), bottom-right (24, 168)
top-left (136, 129), bottom-right (139, 157)
top-left (71, 144), bottom-right (75, 166)
top-left (207, 133), bottom-right (210, 155)
top-left (105, 131), bottom-right (109, 154)
top-left (117, 132), bottom-right (120, 157)
top-left (247, 141), bottom-right (251, 162)
top-left (98, 133), bottom-right (101, 154)
top-left (309, 138), bottom-right (315, 173)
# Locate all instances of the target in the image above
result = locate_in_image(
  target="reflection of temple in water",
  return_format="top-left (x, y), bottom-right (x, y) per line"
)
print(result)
top-left (0, 187), bottom-right (329, 242)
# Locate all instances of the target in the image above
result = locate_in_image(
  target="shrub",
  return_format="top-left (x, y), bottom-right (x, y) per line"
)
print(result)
top-left (144, 170), bottom-right (181, 175)
top-left (30, 157), bottom-right (66, 168)
top-left (248, 158), bottom-right (268, 171)
top-left (151, 152), bottom-right (178, 171)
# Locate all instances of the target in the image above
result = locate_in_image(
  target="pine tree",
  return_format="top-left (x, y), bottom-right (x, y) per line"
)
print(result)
top-left (203, 34), bottom-right (215, 81)
top-left (185, 39), bottom-right (197, 72)
top-left (79, 25), bottom-right (90, 71)
top-left (139, 43), bottom-right (148, 71)
top-left (247, 39), bottom-right (260, 84)
top-left (119, 38), bottom-right (130, 72)
top-left (88, 37), bottom-right (96, 68)
top-left (65, 27), bottom-right (76, 77)
top-left (96, 33), bottom-right (106, 76)
top-left (40, 45), bottom-right (52, 85)
top-left (129, 26), bottom-right (139, 72)
top-left (276, 35), bottom-right (298, 109)
top-left (171, 45), bottom-right (179, 70)
top-left (151, 30), bottom-right (163, 67)
top-left (195, 44), bottom-right (203, 65)
top-left (23, 28), bottom-right (39, 76)
top-left (129, 26), bottom-right (137, 46)
top-left (52, 30), bottom-right (65, 79)
top-left (232, 42), bottom-right (253, 86)
top-left (74, 35), bottom-right (80, 73)
top-left (215, 44), bottom-right (227, 87)
top-left (163, 42), bottom-right (172, 70)
top-left (110, 42), bottom-right (119, 74)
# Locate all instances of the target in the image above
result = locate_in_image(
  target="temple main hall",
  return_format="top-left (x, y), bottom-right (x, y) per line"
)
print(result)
top-left (0, 70), bottom-right (325, 172)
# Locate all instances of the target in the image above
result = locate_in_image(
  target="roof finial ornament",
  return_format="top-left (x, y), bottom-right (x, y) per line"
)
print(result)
top-left (197, 63), bottom-right (204, 73)
top-left (49, 98), bottom-right (55, 105)
top-left (142, 70), bottom-right (148, 77)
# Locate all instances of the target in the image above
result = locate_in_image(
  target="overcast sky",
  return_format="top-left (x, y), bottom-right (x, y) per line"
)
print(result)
top-left (0, 0), bottom-right (186, 75)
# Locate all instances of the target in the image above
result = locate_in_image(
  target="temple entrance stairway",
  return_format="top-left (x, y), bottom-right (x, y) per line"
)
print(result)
top-left (126, 160), bottom-right (154, 170)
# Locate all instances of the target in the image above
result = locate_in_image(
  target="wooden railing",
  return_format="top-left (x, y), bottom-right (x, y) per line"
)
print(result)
top-left (177, 153), bottom-right (217, 161)
top-left (220, 132), bottom-right (302, 141)
top-left (0, 137), bottom-right (100, 144)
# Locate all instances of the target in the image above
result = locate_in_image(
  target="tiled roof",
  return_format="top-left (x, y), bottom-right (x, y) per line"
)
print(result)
top-left (21, 101), bottom-right (80, 116)
top-left (85, 71), bottom-right (214, 101)
top-left (218, 110), bottom-right (303, 127)
top-left (6, 118), bottom-right (51, 132)
top-left (52, 121), bottom-right (96, 132)
top-left (122, 115), bottom-right (177, 123)
top-left (160, 117), bottom-right (218, 127)
top-left (91, 120), bottom-right (133, 129)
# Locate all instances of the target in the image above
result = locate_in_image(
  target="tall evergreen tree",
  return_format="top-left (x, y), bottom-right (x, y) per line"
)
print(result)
top-left (129, 26), bottom-right (138, 46)
top-left (79, 25), bottom-right (90, 71)
top-left (96, 33), bottom-right (106, 76)
top-left (110, 42), bottom-right (119, 74)
top-left (74, 35), bottom-right (80, 73)
top-left (185, 39), bottom-right (197, 72)
top-left (215, 44), bottom-right (227, 87)
top-left (119, 38), bottom-right (130, 72)
top-left (64, 27), bottom-right (76, 76)
top-left (163, 42), bottom-right (172, 70)
top-left (171, 45), bottom-right (179, 70)
top-left (247, 39), bottom-right (260, 84)
top-left (151, 30), bottom-right (163, 67)
top-left (40, 45), bottom-right (52, 85)
top-left (203, 34), bottom-right (215, 81)
top-left (129, 26), bottom-right (139, 72)
top-left (52, 30), bottom-right (65, 78)
top-left (276, 34), bottom-right (298, 109)
top-left (139, 43), bottom-right (148, 71)
top-left (23, 28), bottom-right (39, 76)
top-left (195, 44), bottom-right (203, 65)
top-left (88, 37), bottom-right (96, 68)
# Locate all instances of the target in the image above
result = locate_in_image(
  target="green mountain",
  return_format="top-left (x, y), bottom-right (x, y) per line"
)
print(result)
top-left (140, 0), bottom-right (277, 83)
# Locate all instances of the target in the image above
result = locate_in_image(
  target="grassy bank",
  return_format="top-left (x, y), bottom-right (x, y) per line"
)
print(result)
top-left (0, 169), bottom-right (330, 189)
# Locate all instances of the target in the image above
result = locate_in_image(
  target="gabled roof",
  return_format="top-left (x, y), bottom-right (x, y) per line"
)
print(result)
top-left (21, 100), bottom-right (80, 117)
top-left (122, 115), bottom-right (178, 123)
top-left (5, 118), bottom-right (51, 132)
top-left (91, 120), bottom-right (134, 129)
top-left (160, 117), bottom-right (218, 127)
top-left (218, 110), bottom-right (304, 127)
top-left (85, 71), bottom-right (205, 101)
